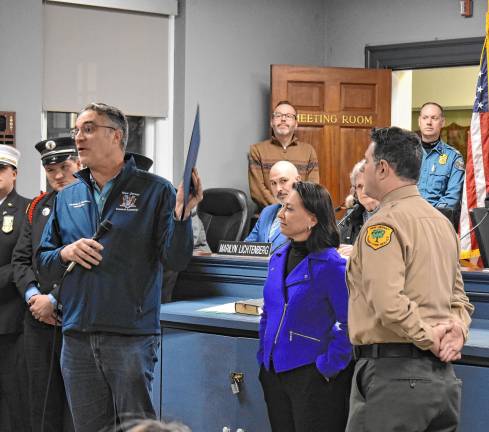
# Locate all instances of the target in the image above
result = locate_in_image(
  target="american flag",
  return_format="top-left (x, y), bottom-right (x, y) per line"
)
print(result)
top-left (459, 37), bottom-right (489, 263)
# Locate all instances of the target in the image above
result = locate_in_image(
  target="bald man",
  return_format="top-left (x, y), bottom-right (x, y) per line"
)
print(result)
top-left (245, 160), bottom-right (300, 252)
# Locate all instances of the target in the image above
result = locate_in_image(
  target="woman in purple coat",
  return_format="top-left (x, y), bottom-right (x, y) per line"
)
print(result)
top-left (258, 181), bottom-right (353, 432)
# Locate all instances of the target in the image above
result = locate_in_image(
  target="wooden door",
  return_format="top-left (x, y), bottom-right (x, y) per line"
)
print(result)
top-left (271, 65), bottom-right (391, 208)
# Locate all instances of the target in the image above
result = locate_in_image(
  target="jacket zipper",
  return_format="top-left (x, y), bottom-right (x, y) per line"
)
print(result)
top-left (274, 303), bottom-right (288, 344)
top-left (289, 331), bottom-right (321, 342)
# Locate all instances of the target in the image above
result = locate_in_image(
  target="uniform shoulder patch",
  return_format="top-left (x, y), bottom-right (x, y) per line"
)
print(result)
top-left (454, 157), bottom-right (465, 171)
top-left (365, 224), bottom-right (393, 250)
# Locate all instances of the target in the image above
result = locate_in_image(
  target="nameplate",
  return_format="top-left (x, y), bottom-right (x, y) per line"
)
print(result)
top-left (217, 241), bottom-right (272, 257)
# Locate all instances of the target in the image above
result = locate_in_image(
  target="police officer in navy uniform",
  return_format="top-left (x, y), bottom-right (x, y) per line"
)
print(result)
top-left (0, 144), bottom-right (31, 431)
top-left (416, 102), bottom-right (465, 219)
top-left (12, 137), bottom-right (80, 432)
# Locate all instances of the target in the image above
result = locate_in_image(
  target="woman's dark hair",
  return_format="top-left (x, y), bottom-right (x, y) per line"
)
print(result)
top-left (293, 181), bottom-right (340, 251)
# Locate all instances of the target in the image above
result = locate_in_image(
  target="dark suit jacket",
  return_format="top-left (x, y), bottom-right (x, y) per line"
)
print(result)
top-left (338, 204), bottom-right (365, 245)
top-left (12, 191), bottom-right (60, 328)
top-left (0, 189), bottom-right (30, 334)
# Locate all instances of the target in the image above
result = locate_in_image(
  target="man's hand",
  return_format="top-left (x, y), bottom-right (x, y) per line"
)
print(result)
top-left (430, 321), bottom-right (453, 357)
top-left (175, 168), bottom-right (203, 221)
top-left (60, 238), bottom-right (104, 269)
top-left (28, 294), bottom-right (57, 326)
top-left (438, 320), bottom-right (465, 363)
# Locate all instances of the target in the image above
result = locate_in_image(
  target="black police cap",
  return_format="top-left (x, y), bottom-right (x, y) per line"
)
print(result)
top-left (35, 137), bottom-right (77, 166)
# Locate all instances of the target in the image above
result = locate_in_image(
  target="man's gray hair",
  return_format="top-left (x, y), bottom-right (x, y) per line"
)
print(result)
top-left (349, 159), bottom-right (366, 187)
top-left (80, 102), bottom-right (129, 150)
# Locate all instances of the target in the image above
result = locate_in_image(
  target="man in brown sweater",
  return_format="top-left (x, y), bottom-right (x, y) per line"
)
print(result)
top-left (248, 100), bottom-right (319, 209)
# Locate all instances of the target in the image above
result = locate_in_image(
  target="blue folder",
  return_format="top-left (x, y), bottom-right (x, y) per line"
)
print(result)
top-left (182, 106), bottom-right (200, 216)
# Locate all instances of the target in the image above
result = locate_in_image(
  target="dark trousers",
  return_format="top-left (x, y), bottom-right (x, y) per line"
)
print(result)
top-left (346, 357), bottom-right (461, 432)
top-left (24, 319), bottom-right (73, 432)
top-left (259, 362), bottom-right (354, 432)
top-left (0, 333), bottom-right (31, 432)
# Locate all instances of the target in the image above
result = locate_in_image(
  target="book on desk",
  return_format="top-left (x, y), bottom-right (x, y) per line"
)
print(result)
top-left (235, 298), bottom-right (264, 316)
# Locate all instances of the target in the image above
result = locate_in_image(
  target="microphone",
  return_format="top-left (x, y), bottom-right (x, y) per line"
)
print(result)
top-left (337, 204), bottom-right (361, 230)
top-left (460, 209), bottom-right (489, 241)
top-left (66, 219), bottom-right (113, 272)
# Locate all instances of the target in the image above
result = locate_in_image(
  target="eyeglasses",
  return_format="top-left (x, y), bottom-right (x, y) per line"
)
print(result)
top-left (271, 112), bottom-right (296, 120)
top-left (70, 122), bottom-right (117, 139)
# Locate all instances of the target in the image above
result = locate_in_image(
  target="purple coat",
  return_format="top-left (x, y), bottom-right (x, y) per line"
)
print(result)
top-left (257, 244), bottom-right (352, 378)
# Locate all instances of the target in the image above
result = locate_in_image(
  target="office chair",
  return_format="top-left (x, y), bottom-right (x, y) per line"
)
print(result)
top-left (197, 188), bottom-right (250, 252)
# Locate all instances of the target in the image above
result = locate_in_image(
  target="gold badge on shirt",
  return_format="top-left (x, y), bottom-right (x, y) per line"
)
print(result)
top-left (1, 215), bottom-right (14, 234)
top-left (365, 224), bottom-right (393, 250)
top-left (438, 154), bottom-right (448, 165)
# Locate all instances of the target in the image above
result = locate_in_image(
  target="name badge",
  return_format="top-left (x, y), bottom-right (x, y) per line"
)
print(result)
top-left (2, 215), bottom-right (14, 233)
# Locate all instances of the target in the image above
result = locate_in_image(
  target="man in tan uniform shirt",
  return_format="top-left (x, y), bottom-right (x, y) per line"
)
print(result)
top-left (346, 127), bottom-right (473, 432)
top-left (248, 101), bottom-right (319, 209)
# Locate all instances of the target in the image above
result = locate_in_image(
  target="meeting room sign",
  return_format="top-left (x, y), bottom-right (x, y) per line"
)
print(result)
top-left (297, 112), bottom-right (374, 126)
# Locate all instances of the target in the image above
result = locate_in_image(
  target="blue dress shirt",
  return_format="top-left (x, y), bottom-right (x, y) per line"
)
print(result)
top-left (417, 139), bottom-right (465, 208)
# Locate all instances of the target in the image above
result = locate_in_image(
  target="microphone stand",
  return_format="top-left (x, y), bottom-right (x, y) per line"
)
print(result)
top-left (337, 204), bottom-right (360, 231)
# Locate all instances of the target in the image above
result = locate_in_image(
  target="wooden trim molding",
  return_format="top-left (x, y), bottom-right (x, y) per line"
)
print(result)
top-left (365, 37), bottom-right (485, 70)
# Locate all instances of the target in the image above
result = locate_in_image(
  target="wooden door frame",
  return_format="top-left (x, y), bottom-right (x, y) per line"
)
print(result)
top-left (365, 36), bottom-right (484, 70)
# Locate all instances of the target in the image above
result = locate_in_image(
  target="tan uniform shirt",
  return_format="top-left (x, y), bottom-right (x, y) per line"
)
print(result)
top-left (347, 185), bottom-right (473, 350)
top-left (248, 136), bottom-right (319, 208)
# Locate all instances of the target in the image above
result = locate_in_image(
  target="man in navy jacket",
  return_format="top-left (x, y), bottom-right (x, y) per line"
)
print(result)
top-left (38, 103), bottom-right (202, 432)
top-left (245, 160), bottom-right (300, 252)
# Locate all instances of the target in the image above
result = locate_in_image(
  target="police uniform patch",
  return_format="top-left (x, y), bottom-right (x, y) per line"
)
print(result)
top-left (438, 154), bottom-right (448, 165)
top-left (365, 224), bottom-right (393, 250)
top-left (455, 158), bottom-right (465, 170)
top-left (2, 215), bottom-right (14, 233)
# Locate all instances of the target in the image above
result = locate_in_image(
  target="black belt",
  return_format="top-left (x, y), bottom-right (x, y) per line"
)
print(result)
top-left (353, 343), bottom-right (436, 360)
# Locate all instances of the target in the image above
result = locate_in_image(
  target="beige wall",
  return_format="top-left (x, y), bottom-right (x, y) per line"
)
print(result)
top-left (412, 66), bottom-right (480, 110)
top-left (412, 109), bottom-right (473, 129)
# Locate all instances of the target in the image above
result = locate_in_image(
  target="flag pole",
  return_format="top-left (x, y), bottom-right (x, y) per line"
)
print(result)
top-left (459, 1), bottom-right (489, 265)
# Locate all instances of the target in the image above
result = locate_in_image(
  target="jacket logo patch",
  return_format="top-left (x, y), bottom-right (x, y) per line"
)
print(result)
top-left (365, 224), bottom-right (393, 250)
top-left (117, 192), bottom-right (139, 212)
top-left (2, 215), bottom-right (14, 233)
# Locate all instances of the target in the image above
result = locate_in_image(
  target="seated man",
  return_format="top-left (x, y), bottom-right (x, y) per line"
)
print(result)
top-left (248, 100), bottom-right (319, 209)
top-left (245, 160), bottom-right (300, 252)
top-left (162, 210), bottom-right (211, 303)
top-left (416, 102), bottom-right (464, 209)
